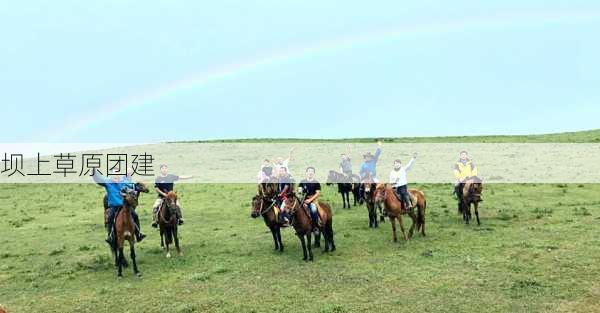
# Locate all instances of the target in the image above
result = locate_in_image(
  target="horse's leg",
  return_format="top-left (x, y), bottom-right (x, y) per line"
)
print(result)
top-left (329, 223), bottom-right (336, 252)
top-left (397, 216), bottom-right (409, 242)
top-left (474, 202), bottom-right (481, 225)
top-left (407, 211), bottom-right (417, 239)
top-left (464, 203), bottom-right (470, 225)
top-left (130, 243), bottom-right (140, 276)
top-left (276, 226), bottom-right (284, 252)
top-left (270, 226), bottom-right (279, 251)
top-left (160, 229), bottom-right (165, 249)
top-left (165, 229), bottom-right (171, 258)
top-left (117, 247), bottom-right (124, 277)
top-left (390, 217), bottom-right (398, 242)
top-left (299, 234), bottom-right (308, 261)
top-left (174, 227), bottom-right (182, 256)
top-left (323, 225), bottom-right (330, 253)
top-left (345, 191), bottom-right (350, 209)
top-left (367, 204), bottom-right (374, 228)
top-left (307, 233), bottom-right (314, 261)
top-left (314, 231), bottom-right (322, 248)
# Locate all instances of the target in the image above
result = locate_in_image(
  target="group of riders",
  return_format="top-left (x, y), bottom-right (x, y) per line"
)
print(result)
top-left (257, 141), bottom-right (480, 234)
top-left (93, 164), bottom-right (191, 244)
top-left (92, 143), bottom-right (479, 245)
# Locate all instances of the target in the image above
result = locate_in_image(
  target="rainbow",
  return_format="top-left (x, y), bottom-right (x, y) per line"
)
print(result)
top-left (49, 9), bottom-right (600, 141)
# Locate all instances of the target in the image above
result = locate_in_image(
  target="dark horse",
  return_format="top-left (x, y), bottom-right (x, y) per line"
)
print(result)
top-left (251, 180), bottom-right (284, 252)
top-left (114, 188), bottom-right (143, 278)
top-left (159, 191), bottom-right (182, 258)
top-left (459, 177), bottom-right (483, 225)
top-left (284, 194), bottom-right (335, 261)
top-left (362, 181), bottom-right (385, 228)
top-left (326, 170), bottom-right (360, 209)
top-left (105, 182), bottom-right (148, 271)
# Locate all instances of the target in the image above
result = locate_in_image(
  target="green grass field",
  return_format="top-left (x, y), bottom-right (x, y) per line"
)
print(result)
top-left (2, 130), bottom-right (600, 313)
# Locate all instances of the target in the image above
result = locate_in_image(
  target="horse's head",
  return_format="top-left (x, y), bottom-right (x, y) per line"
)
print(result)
top-left (166, 191), bottom-right (178, 208)
top-left (120, 188), bottom-right (139, 208)
top-left (326, 170), bottom-right (336, 185)
top-left (251, 195), bottom-right (263, 218)
top-left (135, 182), bottom-right (150, 194)
top-left (373, 183), bottom-right (387, 203)
top-left (464, 177), bottom-right (483, 202)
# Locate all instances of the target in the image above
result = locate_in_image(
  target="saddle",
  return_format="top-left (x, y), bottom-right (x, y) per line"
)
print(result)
top-left (393, 190), bottom-right (417, 209)
top-left (302, 202), bottom-right (324, 228)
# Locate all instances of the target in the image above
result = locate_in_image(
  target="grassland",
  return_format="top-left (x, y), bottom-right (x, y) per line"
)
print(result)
top-left (2, 130), bottom-right (600, 313)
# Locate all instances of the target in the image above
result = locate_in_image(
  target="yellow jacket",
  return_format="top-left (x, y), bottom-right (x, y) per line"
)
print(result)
top-left (454, 159), bottom-right (478, 181)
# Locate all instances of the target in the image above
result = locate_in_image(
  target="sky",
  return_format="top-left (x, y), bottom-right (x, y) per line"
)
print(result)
top-left (1, 0), bottom-right (599, 143)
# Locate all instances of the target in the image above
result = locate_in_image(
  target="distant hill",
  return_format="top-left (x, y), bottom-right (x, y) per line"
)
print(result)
top-left (176, 129), bottom-right (600, 143)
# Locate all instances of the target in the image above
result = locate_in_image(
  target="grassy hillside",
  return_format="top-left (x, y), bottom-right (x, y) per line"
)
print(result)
top-left (180, 129), bottom-right (600, 143)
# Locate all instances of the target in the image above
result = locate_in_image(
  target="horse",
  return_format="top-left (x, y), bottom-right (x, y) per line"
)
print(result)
top-left (361, 181), bottom-right (385, 228)
top-left (157, 191), bottom-right (182, 258)
top-left (326, 170), bottom-right (360, 209)
top-left (114, 188), bottom-right (142, 278)
top-left (459, 177), bottom-right (483, 225)
top-left (283, 194), bottom-right (335, 261)
top-left (105, 182), bottom-right (148, 269)
top-left (251, 194), bottom-right (284, 252)
top-left (374, 184), bottom-right (427, 242)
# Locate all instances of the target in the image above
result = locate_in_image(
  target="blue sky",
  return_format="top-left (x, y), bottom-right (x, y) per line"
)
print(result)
top-left (1, 1), bottom-right (599, 142)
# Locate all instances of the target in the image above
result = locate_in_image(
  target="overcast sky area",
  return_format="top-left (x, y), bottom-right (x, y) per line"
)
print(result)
top-left (1, 1), bottom-right (599, 143)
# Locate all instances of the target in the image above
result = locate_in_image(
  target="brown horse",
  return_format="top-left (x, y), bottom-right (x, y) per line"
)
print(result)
top-left (459, 177), bottom-right (483, 225)
top-left (374, 184), bottom-right (427, 242)
top-left (114, 188), bottom-right (142, 278)
top-left (362, 181), bottom-right (384, 228)
top-left (159, 191), bottom-right (182, 258)
top-left (251, 194), bottom-right (284, 252)
top-left (284, 194), bottom-right (335, 261)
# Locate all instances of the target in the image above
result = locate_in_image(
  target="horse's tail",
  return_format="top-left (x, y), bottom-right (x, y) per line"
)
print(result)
top-left (418, 199), bottom-right (426, 228)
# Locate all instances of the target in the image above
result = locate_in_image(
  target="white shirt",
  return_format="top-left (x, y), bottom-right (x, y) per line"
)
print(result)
top-left (389, 158), bottom-right (415, 187)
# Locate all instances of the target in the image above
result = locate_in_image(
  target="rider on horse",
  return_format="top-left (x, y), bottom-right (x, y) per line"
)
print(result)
top-left (93, 168), bottom-right (146, 244)
top-left (453, 151), bottom-right (479, 200)
top-left (273, 147), bottom-right (294, 178)
top-left (257, 159), bottom-right (274, 184)
top-left (276, 166), bottom-right (293, 226)
top-left (299, 167), bottom-right (321, 235)
top-left (389, 152), bottom-right (417, 210)
top-left (339, 144), bottom-right (353, 178)
top-left (151, 164), bottom-right (192, 228)
top-left (359, 141), bottom-right (382, 199)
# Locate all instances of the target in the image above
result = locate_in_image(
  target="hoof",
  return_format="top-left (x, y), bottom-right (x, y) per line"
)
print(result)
top-left (166, 252), bottom-right (172, 258)
top-left (117, 275), bottom-right (123, 279)
top-left (136, 272), bottom-right (142, 278)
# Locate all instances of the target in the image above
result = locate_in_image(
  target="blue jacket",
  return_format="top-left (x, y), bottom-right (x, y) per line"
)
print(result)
top-left (93, 171), bottom-right (128, 207)
top-left (359, 148), bottom-right (381, 180)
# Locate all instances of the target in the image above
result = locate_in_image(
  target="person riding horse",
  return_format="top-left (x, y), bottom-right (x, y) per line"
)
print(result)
top-left (93, 168), bottom-right (146, 244)
top-left (276, 166), bottom-right (293, 226)
top-left (151, 164), bottom-right (193, 228)
top-left (298, 167), bottom-right (321, 235)
top-left (453, 151), bottom-right (479, 203)
top-left (359, 141), bottom-right (383, 200)
top-left (389, 152), bottom-right (417, 210)
top-left (339, 144), bottom-right (353, 177)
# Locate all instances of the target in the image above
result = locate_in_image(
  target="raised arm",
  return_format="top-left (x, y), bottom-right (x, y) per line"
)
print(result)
top-left (179, 175), bottom-right (193, 180)
top-left (92, 169), bottom-right (108, 185)
top-left (405, 153), bottom-right (417, 171)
